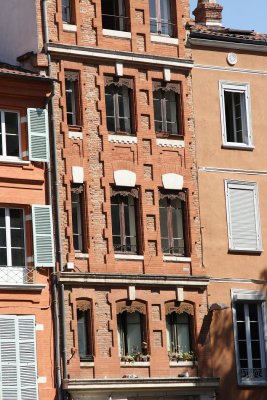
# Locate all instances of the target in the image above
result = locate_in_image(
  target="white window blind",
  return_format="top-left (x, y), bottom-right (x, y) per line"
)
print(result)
top-left (32, 205), bottom-right (55, 267)
top-left (225, 181), bottom-right (262, 252)
top-left (27, 108), bottom-right (49, 162)
top-left (0, 315), bottom-right (38, 399)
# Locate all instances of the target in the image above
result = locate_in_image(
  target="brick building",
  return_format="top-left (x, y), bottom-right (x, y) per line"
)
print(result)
top-left (190, 1), bottom-right (267, 399)
top-left (0, 63), bottom-right (56, 398)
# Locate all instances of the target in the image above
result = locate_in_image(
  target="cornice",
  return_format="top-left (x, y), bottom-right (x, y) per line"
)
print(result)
top-left (46, 43), bottom-right (194, 70)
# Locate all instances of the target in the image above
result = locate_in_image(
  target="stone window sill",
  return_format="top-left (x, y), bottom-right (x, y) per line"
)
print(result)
top-left (115, 254), bottom-right (144, 261)
top-left (163, 255), bottom-right (191, 263)
top-left (63, 23), bottom-right (77, 33)
top-left (151, 34), bottom-right (178, 45)
top-left (80, 361), bottom-right (94, 367)
top-left (169, 361), bottom-right (197, 367)
top-left (103, 29), bottom-right (131, 39)
top-left (120, 362), bottom-right (150, 367)
top-left (108, 134), bottom-right (137, 144)
top-left (75, 253), bottom-right (89, 260)
top-left (156, 138), bottom-right (184, 148)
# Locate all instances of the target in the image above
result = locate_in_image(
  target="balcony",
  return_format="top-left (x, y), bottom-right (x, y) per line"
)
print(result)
top-left (0, 266), bottom-right (45, 291)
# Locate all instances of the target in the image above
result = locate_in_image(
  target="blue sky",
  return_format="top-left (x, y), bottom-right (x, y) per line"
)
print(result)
top-left (190, 0), bottom-right (267, 33)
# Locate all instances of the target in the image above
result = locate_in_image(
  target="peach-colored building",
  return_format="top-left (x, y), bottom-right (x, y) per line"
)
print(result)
top-left (190, 1), bottom-right (267, 399)
top-left (0, 1), bottom-right (220, 399)
top-left (0, 63), bottom-right (56, 399)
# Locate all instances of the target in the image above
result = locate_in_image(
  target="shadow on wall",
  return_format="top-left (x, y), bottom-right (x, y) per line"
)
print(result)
top-left (198, 270), bottom-right (267, 400)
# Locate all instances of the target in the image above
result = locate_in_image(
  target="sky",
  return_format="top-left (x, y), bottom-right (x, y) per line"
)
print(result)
top-left (190, 0), bottom-right (267, 33)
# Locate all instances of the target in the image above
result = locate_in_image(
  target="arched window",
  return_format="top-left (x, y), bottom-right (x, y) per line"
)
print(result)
top-left (76, 299), bottom-right (93, 361)
top-left (117, 301), bottom-right (147, 356)
top-left (165, 302), bottom-right (194, 354)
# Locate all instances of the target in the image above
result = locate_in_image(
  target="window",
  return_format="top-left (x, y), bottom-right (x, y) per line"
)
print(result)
top-left (65, 71), bottom-right (81, 126)
top-left (105, 78), bottom-right (133, 135)
top-left (101, 0), bottom-right (129, 32)
top-left (117, 302), bottom-right (147, 357)
top-left (0, 111), bottom-right (20, 159)
top-left (0, 208), bottom-right (25, 268)
top-left (159, 191), bottom-right (188, 256)
top-left (0, 315), bottom-right (38, 398)
top-left (62, 0), bottom-right (75, 24)
top-left (166, 313), bottom-right (192, 353)
top-left (71, 184), bottom-right (85, 252)
top-left (111, 188), bottom-right (139, 254)
top-left (220, 82), bottom-right (252, 148)
top-left (153, 82), bottom-right (181, 136)
top-left (225, 181), bottom-right (262, 252)
top-left (77, 300), bottom-right (93, 361)
top-left (0, 205), bottom-right (54, 284)
top-left (149, 0), bottom-right (175, 36)
top-left (232, 291), bottom-right (267, 385)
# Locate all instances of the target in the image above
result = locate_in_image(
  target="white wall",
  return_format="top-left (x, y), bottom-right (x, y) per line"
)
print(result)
top-left (0, 0), bottom-right (38, 65)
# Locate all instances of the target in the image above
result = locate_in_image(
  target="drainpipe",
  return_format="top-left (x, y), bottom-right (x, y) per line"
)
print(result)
top-left (41, 0), bottom-right (68, 396)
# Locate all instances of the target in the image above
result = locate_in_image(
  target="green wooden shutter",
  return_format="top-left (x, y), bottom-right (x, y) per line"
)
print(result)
top-left (18, 316), bottom-right (38, 400)
top-left (28, 108), bottom-right (50, 162)
top-left (0, 316), bottom-right (18, 399)
top-left (32, 205), bottom-right (55, 267)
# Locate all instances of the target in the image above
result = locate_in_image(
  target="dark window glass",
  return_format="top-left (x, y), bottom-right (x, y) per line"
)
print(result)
top-left (153, 88), bottom-right (179, 135)
top-left (235, 302), bottom-right (266, 382)
top-left (105, 84), bottom-right (132, 134)
top-left (111, 193), bottom-right (138, 254)
top-left (0, 208), bottom-right (25, 267)
top-left (159, 194), bottom-right (186, 255)
top-left (71, 185), bottom-right (85, 252)
top-left (102, 0), bottom-right (129, 31)
top-left (117, 311), bottom-right (144, 356)
top-left (65, 73), bottom-right (80, 126)
top-left (62, 0), bottom-right (74, 24)
top-left (77, 308), bottom-right (93, 361)
top-left (224, 91), bottom-right (248, 144)
top-left (0, 112), bottom-right (19, 158)
top-left (166, 312), bottom-right (192, 353)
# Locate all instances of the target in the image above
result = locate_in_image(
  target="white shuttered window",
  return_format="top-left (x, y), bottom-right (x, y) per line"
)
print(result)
top-left (0, 315), bottom-right (38, 400)
top-left (28, 108), bottom-right (49, 162)
top-left (32, 205), bottom-right (55, 267)
top-left (225, 180), bottom-right (262, 252)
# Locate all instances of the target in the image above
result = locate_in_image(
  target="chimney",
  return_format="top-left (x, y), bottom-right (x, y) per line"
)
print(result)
top-left (193, 0), bottom-right (223, 27)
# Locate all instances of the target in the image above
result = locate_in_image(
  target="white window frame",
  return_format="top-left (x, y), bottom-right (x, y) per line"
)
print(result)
top-left (232, 289), bottom-right (267, 386)
top-left (225, 180), bottom-right (262, 252)
top-left (219, 81), bottom-right (253, 149)
top-left (0, 110), bottom-right (21, 162)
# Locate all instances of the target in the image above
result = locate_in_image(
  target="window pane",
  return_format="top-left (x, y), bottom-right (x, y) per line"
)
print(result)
top-left (166, 91), bottom-right (178, 134)
top-left (0, 229), bottom-right (6, 247)
top-left (5, 112), bottom-right (18, 135)
top-left (149, 0), bottom-right (156, 18)
top-left (10, 209), bottom-right (24, 228)
top-left (0, 249), bottom-right (7, 266)
top-left (6, 135), bottom-right (19, 157)
top-left (11, 229), bottom-right (24, 248)
top-left (236, 303), bottom-right (245, 321)
top-left (11, 248), bottom-right (25, 266)
top-left (127, 312), bottom-right (142, 354)
top-left (77, 309), bottom-right (90, 358)
top-left (0, 209), bottom-right (5, 227)
top-left (153, 90), bottom-right (163, 132)
top-left (225, 91), bottom-right (235, 142)
top-left (111, 203), bottom-right (120, 236)
top-left (160, 0), bottom-right (171, 35)
top-left (71, 188), bottom-right (84, 252)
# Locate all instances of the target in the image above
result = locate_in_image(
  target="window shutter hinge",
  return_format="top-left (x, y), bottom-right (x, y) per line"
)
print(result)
top-left (36, 324), bottom-right (44, 331)
top-left (27, 256), bottom-right (34, 263)
top-left (22, 151), bottom-right (29, 158)
top-left (21, 116), bottom-right (27, 124)
top-left (25, 214), bottom-right (32, 222)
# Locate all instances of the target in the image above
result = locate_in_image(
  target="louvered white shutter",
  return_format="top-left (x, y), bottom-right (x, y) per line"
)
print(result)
top-left (226, 181), bottom-right (262, 251)
top-left (32, 205), bottom-right (55, 267)
top-left (0, 316), bottom-right (18, 399)
top-left (28, 108), bottom-right (50, 162)
top-left (18, 316), bottom-right (38, 400)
